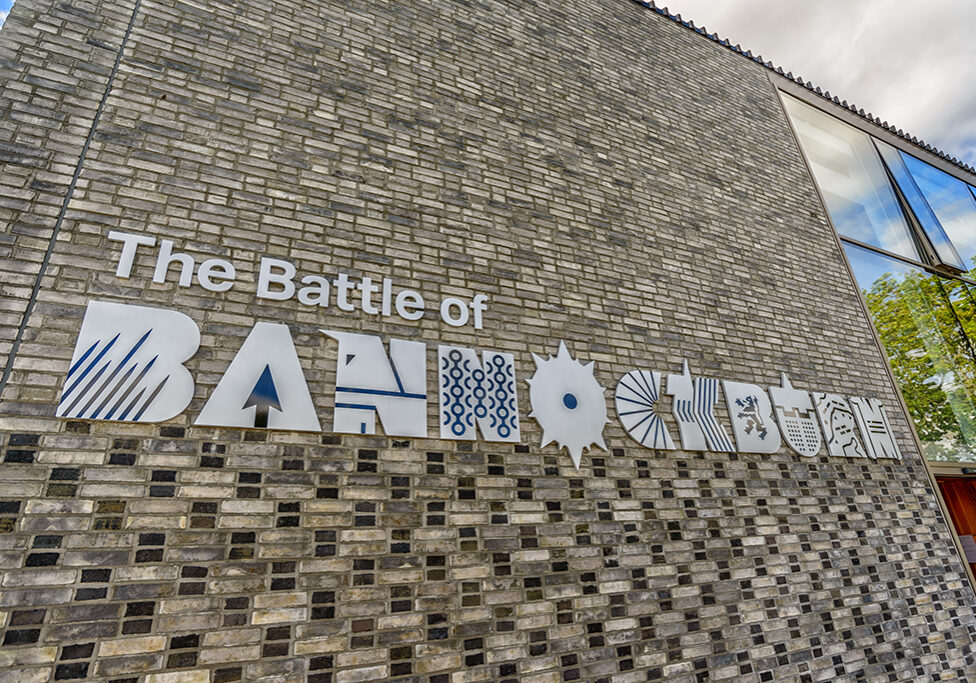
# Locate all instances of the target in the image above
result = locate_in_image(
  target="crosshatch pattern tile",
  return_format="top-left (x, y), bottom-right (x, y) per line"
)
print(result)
top-left (2, 0), bottom-right (976, 681)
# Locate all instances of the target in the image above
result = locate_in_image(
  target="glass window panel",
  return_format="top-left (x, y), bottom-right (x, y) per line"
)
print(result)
top-left (899, 150), bottom-right (976, 271)
top-left (875, 140), bottom-right (965, 270)
top-left (783, 95), bottom-right (920, 260)
top-left (845, 242), bottom-right (976, 462)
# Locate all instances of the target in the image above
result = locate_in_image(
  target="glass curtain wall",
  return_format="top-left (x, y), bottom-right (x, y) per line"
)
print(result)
top-left (783, 94), bottom-right (976, 462)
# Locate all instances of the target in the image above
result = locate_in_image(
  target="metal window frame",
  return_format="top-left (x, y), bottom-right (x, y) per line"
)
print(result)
top-left (873, 138), bottom-right (967, 273)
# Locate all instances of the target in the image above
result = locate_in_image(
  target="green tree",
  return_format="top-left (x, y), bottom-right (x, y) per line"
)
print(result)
top-left (862, 268), bottom-right (976, 461)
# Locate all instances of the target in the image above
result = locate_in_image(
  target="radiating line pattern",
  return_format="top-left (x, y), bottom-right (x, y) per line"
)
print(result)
top-left (614, 370), bottom-right (675, 449)
top-left (57, 328), bottom-right (170, 421)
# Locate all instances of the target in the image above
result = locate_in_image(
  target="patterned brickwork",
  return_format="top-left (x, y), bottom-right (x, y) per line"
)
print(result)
top-left (2, 0), bottom-right (976, 681)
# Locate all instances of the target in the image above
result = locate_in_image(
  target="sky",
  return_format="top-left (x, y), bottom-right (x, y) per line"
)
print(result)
top-left (0, 0), bottom-right (973, 168)
top-left (663, 0), bottom-right (976, 169)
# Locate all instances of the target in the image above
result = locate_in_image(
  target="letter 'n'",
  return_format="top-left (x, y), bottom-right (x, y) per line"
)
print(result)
top-left (438, 345), bottom-right (520, 443)
top-left (324, 330), bottom-right (427, 437)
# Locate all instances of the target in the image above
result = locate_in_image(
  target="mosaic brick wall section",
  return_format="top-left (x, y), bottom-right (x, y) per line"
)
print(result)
top-left (1, 0), bottom-right (976, 681)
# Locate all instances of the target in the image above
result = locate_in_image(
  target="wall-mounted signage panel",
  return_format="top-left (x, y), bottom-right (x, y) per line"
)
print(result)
top-left (53, 229), bottom-right (906, 469)
top-left (58, 298), bottom-right (902, 470)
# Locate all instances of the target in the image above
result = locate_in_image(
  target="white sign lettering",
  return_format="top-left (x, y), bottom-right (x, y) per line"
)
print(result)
top-left (70, 232), bottom-right (910, 469)
top-left (107, 230), bottom-right (489, 328)
top-left (57, 301), bottom-right (199, 423)
top-left (195, 323), bottom-right (320, 432)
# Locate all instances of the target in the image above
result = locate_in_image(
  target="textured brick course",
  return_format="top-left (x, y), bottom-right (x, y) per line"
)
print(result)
top-left (2, 0), bottom-right (976, 681)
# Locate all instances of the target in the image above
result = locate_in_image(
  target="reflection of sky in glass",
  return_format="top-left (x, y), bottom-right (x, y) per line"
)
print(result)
top-left (900, 151), bottom-right (976, 270)
top-left (875, 141), bottom-right (964, 270)
top-left (843, 241), bottom-right (913, 289)
top-left (783, 95), bottom-right (919, 261)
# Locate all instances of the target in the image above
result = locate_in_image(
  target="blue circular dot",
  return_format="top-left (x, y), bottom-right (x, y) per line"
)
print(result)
top-left (562, 393), bottom-right (578, 410)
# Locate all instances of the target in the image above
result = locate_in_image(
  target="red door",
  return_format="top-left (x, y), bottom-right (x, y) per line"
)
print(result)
top-left (937, 477), bottom-right (976, 572)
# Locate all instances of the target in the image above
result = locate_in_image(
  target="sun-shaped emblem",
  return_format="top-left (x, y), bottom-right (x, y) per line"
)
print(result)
top-left (527, 341), bottom-right (608, 468)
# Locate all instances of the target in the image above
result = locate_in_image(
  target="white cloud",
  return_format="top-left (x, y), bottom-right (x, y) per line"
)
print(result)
top-left (662, 0), bottom-right (976, 167)
top-left (0, 10), bottom-right (8, 26)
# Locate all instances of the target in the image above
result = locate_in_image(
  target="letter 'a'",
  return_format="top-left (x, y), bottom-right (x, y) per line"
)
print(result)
top-left (195, 323), bottom-right (320, 431)
top-left (57, 301), bottom-right (199, 423)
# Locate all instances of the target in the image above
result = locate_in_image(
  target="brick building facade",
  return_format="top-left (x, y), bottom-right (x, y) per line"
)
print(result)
top-left (2, 0), bottom-right (976, 681)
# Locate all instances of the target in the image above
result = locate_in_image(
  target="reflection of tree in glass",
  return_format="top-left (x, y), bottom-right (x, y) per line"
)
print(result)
top-left (862, 269), bottom-right (976, 462)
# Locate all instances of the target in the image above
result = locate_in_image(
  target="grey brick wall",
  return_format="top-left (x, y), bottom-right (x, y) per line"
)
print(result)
top-left (1, 0), bottom-right (975, 681)
top-left (0, 0), bottom-right (137, 383)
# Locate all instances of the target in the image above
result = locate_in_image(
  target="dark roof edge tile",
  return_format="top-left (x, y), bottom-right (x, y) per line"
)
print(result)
top-left (628, 0), bottom-right (976, 175)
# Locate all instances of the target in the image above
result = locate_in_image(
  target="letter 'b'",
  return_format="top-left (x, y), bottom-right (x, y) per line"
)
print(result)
top-left (57, 301), bottom-right (200, 423)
